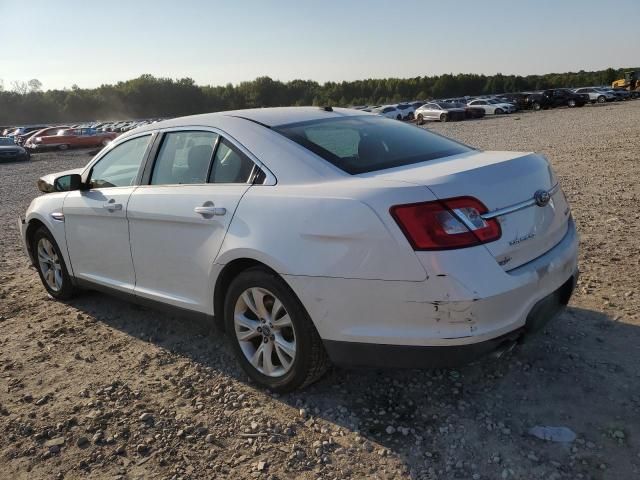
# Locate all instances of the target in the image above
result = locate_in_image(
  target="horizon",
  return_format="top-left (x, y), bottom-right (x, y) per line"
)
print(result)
top-left (2, 0), bottom-right (639, 91)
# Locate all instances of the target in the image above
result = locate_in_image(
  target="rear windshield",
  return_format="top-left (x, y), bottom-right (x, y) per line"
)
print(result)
top-left (273, 115), bottom-right (472, 174)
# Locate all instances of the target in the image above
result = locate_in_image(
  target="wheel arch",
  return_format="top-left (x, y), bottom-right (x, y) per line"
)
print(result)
top-left (25, 217), bottom-right (47, 264)
top-left (213, 256), bottom-right (285, 331)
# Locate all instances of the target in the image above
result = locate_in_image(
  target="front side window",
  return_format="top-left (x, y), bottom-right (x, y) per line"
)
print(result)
top-left (274, 115), bottom-right (472, 175)
top-left (89, 135), bottom-right (151, 188)
top-left (151, 131), bottom-right (218, 185)
top-left (208, 139), bottom-right (256, 184)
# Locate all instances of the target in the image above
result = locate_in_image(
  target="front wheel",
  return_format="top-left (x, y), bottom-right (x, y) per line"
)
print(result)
top-left (440, 113), bottom-right (448, 122)
top-left (568, 99), bottom-right (576, 107)
top-left (494, 108), bottom-right (503, 115)
top-left (532, 102), bottom-right (541, 111)
top-left (58, 144), bottom-right (70, 150)
top-left (224, 268), bottom-right (329, 392)
top-left (597, 95), bottom-right (606, 103)
top-left (416, 114), bottom-right (424, 125)
top-left (31, 227), bottom-right (76, 300)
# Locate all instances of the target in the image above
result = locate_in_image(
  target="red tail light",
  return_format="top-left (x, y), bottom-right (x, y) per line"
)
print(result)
top-left (390, 196), bottom-right (501, 250)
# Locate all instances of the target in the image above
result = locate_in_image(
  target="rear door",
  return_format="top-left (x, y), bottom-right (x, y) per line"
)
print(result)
top-left (64, 133), bottom-right (153, 291)
top-left (127, 129), bottom-right (258, 313)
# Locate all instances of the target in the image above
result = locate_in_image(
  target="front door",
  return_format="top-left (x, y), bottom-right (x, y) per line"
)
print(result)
top-left (63, 134), bottom-right (152, 291)
top-left (127, 130), bottom-right (257, 313)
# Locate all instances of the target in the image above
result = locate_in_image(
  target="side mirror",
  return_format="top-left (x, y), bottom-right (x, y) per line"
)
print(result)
top-left (38, 173), bottom-right (83, 193)
top-left (54, 173), bottom-right (82, 192)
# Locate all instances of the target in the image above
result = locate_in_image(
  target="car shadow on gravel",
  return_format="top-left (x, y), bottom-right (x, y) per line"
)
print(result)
top-left (66, 289), bottom-right (640, 475)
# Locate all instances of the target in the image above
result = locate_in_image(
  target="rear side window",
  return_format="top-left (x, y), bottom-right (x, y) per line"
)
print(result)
top-left (151, 131), bottom-right (218, 185)
top-left (208, 139), bottom-right (255, 184)
top-left (274, 116), bottom-right (472, 174)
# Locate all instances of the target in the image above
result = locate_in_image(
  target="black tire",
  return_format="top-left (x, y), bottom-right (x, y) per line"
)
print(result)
top-left (407, 112), bottom-right (415, 121)
top-left (494, 108), bottom-right (503, 115)
top-left (224, 267), bottom-right (329, 392)
top-left (396, 114), bottom-right (402, 120)
top-left (31, 226), bottom-right (76, 300)
top-left (58, 144), bottom-right (70, 150)
top-left (416, 114), bottom-right (424, 125)
top-left (532, 102), bottom-right (541, 111)
top-left (440, 113), bottom-right (448, 122)
top-left (597, 95), bottom-right (606, 104)
top-left (567, 99), bottom-right (576, 107)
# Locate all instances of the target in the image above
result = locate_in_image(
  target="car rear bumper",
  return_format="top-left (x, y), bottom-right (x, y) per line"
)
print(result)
top-left (323, 274), bottom-right (576, 368)
top-left (285, 218), bottom-right (579, 363)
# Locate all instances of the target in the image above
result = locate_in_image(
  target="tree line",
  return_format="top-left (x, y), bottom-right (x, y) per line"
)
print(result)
top-left (0, 67), bottom-right (634, 125)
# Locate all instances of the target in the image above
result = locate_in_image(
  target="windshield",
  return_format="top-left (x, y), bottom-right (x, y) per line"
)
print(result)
top-left (0, 137), bottom-right (15, 146)
top-left (273, 115), bottom-right (472, 175)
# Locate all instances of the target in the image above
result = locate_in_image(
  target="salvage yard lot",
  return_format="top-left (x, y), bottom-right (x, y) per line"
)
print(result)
top-left (1, 102), bottom-right (639, 479)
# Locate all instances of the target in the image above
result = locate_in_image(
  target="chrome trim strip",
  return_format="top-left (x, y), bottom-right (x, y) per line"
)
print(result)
top-left (481, 184), bottom-right (559, 220)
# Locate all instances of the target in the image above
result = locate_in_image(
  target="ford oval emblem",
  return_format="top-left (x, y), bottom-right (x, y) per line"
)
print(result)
top-left (534, 189), bottom-right (551, 207)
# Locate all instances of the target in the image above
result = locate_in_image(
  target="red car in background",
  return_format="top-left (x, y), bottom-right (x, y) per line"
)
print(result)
top-left (23, 126), bottom-right (69, 148)
top-left (28, 127), bottom-right (117, 151)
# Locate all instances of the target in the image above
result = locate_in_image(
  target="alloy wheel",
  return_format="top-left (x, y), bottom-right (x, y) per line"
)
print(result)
top-left (234, 287), bottom-right (297, 377)
top-left (37, 237), bottom-right (63, 291)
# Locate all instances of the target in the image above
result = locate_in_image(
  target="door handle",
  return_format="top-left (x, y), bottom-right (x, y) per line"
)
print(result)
top-left (103, 202), bottom-right (122, 211)
top-left (194, 203), bottom-right (226, 218)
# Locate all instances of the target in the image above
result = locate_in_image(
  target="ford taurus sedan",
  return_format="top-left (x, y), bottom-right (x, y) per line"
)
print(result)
top-left (19, 107), bottom-right (579, 391)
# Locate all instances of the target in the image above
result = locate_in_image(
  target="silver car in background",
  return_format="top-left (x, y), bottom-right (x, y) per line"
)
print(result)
top-left (573, 87), bottom-right (616, 103)
top-left (415, 102), bottom-right (466, 124)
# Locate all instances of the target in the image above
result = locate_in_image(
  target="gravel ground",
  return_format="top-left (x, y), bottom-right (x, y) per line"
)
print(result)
top-left (1, 102), bottom-right (639, 480)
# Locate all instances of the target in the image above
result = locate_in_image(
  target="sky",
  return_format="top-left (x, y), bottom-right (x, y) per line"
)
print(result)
top-left (2, 0), bottom-right (639, 91)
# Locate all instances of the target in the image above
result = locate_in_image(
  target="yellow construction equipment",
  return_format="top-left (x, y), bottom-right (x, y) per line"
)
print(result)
top-left (612, 71), bottom-right (640, 97)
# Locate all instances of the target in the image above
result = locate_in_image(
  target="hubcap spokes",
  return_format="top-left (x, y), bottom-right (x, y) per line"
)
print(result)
top-left (37, 238), bottom-right (62, 291)
top-left (234, 287), bottom-right (296, 377)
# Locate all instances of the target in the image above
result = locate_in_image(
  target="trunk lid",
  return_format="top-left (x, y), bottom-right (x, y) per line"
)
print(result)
top-left (371, 151), bottom-right (571, 270)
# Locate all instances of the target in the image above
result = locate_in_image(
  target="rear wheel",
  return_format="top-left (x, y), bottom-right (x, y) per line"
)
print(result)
top-left (416, 114), bottom-right (424, 125)
top-left (568, 99), bottom-right (576, 107)
top-left (440, 113), bottom-right (448, 122)
top-left (532, 102), bottom-right (541, 111)
top-left (58, 144), bottom-right (70, 150)
top-left (224, 267), bottom-right (329, 392)
top-left (396, 114), bottom-right (402, 120)
top-left (31, 227), bottom-right (76, 300)
top-left (495, 108), bottom-right (504, 115)
top-left (597, 95), bottom-right (606, 103)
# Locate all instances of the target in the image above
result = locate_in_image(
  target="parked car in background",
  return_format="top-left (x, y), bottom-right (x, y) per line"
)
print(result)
top-left (599, 87), bottom-right (629, 101)
top-left (467, 99), bottom-right (510, 115)
top-left (24, 126), bottom-right (70, 150)
top-left (528, 89), bottom-right (588, 110)
top-left (415, 102), bottom-right (466, 123)
top-left (0, 136), bottom-right (30, 162)
top-left (372, 105), bottom-right (403, 119)
top-left (394, 103), bottom-right (415, 120)
top-left (499, 93), bottom-right (530, 110)
top-left (449, 102), bottom-right (486, 119)
top-left (7, 125), bottom-right (48, 140)
top-left (29, 128), bottom-right (117, 150)
top-left (573, 87), bottom-right (615, 104)
top-left (19, 106), bottom-right (578, 392)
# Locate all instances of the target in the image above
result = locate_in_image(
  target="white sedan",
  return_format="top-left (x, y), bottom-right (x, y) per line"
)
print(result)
top-left (19, 107), bottom-right (579, 391)
top-left (371, 105), bottom-right (403, 119)
top-left (467, 99), bottom-right (515, 114)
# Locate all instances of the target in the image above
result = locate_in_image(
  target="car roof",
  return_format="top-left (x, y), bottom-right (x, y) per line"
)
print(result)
top-left (148, 106), bottom-right (369, 130)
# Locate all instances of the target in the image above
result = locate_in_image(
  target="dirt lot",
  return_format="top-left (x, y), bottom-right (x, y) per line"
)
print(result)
top-left (1, 102), bottom-right (639, 480)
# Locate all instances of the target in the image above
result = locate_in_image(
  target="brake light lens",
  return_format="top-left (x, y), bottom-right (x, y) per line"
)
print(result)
top-left (390, 196), bottom-right (501, 250)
